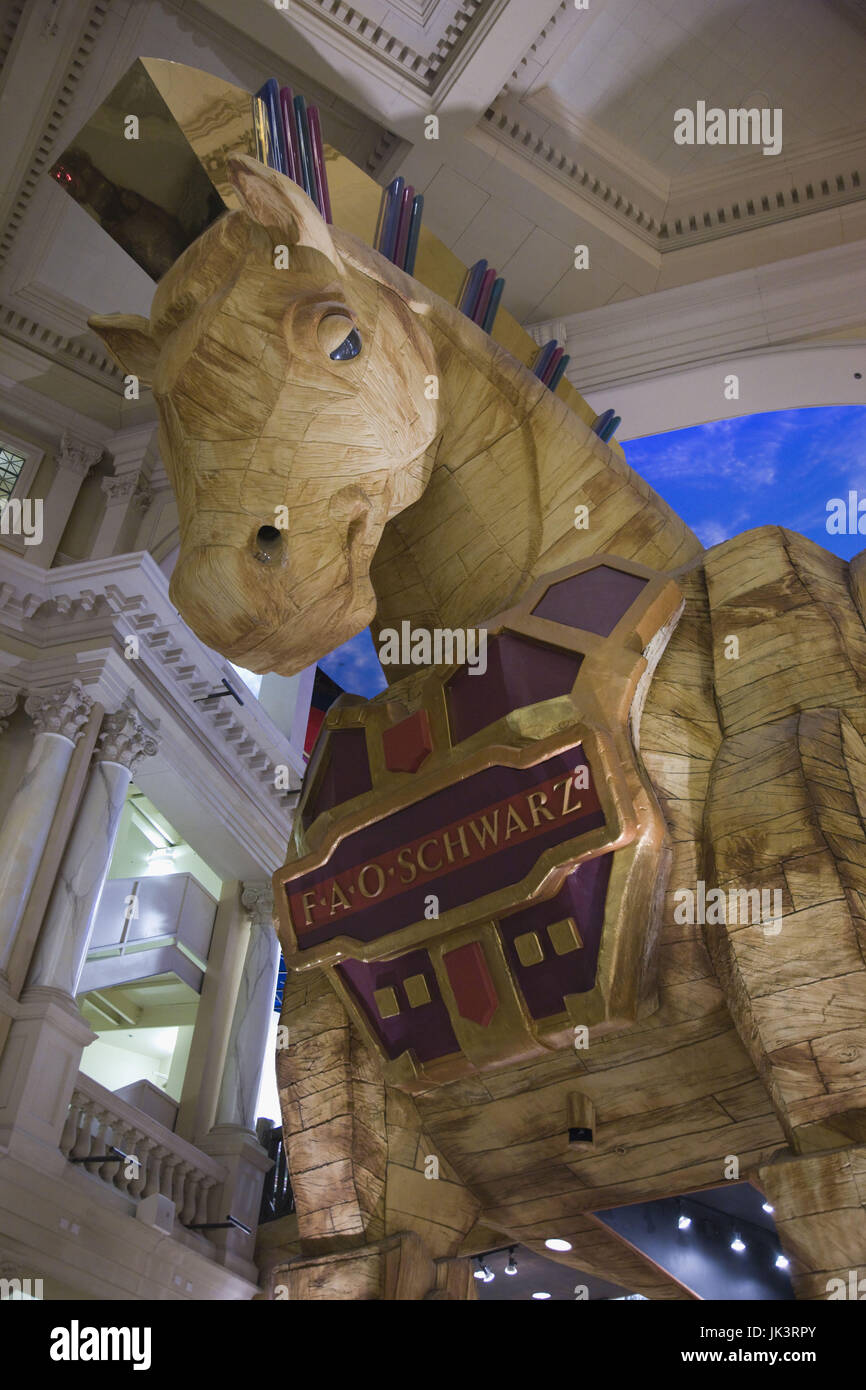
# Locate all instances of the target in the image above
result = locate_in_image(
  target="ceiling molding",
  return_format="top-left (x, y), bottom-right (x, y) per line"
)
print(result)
top-left (582, 341), bottom-right (866, 447)
top-left (0, 299), bottom-right (122, 389)
top-left (481, 102), bottom-right (662, 240)
top-left (529, 238), bottom-right (866, 394)
top-left (501, 1), bottom-right (574, 94)
top-left (0, 368), bottom-right (120, 448)
top-left (480, 101), bottom-right (866, 252)
top-left (525, 86), bottom-right (671, 207)
top-left (291, 0), bottom-right (488, 91)
top-left (0, 0), bottom-right (111, 269)
top-left (0, 0), bottom-right (25, 82)
top-left (0, 549), bottom-right (305, 812)
top-left (389, 0), bottom-right (441, 25)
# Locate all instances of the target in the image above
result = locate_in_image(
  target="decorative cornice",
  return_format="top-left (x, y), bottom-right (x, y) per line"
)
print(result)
top-left (480, 102), bottom-right (866, 251)
top-left (0, 1), bottom-right (26, 82)
top-left (0, 0), bottom-right (112, 268)
top-left (292, 0), bottom-right (486, 91)
top-left (481, 103), bottom-right (661, 239)
top-left (502, 0), bottom-right (571, 92)
top-left (0, 300), bottom-right (123, 387)
top-left (658, 169), bottom-right (864, 248)
top-left (531, 239), bottom-right (866, 395)
top-left (0, 550), bottom-right (306, 801)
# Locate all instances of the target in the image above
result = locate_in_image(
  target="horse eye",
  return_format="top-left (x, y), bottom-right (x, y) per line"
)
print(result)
top-left (329, 326), bottom-right (362, 360)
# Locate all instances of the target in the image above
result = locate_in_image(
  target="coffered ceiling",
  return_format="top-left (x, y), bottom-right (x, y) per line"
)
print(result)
top-left (535, 0), bottom-right (865, 175)
top-left (1, 0), bottom-right (864, 430)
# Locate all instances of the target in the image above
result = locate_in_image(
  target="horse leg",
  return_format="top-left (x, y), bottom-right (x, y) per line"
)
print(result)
top-left (270, 969), bottom-right (479, 1298)
top-left (759, 1147), bottom-right (866, 1300)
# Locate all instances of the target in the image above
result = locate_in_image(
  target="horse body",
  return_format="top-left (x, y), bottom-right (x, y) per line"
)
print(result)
top-left (90, 157), bottom-right (866, 1300)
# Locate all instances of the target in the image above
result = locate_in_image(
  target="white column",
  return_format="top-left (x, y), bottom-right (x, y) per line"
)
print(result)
top-left (91, 426), bottom-right (158, 559)
top-left (213, 883), bottom-right (281, 1132)
top-left (28, 435), bottom-right (102, 569)
top-left (25, 701), bottom-right (158, 998)
top-left (0, 684), bottom-right (92, 979)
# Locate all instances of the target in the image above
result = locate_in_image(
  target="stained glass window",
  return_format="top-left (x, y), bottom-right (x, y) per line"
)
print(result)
top-left (0, 447), bottom-right (26, 501)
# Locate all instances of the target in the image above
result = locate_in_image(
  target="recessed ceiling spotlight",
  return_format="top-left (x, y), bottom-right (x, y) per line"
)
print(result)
top-left (545, 1238), bottom-right (572, 1252)
top-left (762, 1202), bottom-right (775, 1214)
top-left (532, 1291), bottom-right (552, 1300)
top-left (775, 1254), bottom-right (790, 1270)
top-left (731, 1235), bottom-right (746, 1253)
top-left (505, 1248), bottom-right (518, 1276)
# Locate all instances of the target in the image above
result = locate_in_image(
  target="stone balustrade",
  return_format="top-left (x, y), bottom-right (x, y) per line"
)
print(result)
top-left (60, 1072), bottom-right (227, 1232)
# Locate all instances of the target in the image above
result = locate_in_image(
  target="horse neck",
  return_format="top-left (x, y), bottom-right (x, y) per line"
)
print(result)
top-left (371, 299), bottom-right (700, 636)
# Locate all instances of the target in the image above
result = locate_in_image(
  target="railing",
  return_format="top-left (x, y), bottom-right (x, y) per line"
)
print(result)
top-left (257, 1121), bottom-right (294, 1224)
top-left (60, 1073), bottom-right (227, 1232)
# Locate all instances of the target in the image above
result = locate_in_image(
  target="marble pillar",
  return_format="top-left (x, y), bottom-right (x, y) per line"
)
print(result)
top-left (213, 883), bottom-right (281, 1132)
top-left (25, 700), bottom-right (158, 999)
top-left (0, 684), bottom-right (92, 980)
top-left (27, 434), bottom-right (102, 569)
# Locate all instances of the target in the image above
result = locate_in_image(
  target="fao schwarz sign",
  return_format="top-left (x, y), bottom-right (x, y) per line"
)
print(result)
top-left (282, 747), bottom-right (605, 954)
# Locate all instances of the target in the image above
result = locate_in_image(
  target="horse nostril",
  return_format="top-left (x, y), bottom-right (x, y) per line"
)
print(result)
top-left (252, 524), bottom-right (284, 564)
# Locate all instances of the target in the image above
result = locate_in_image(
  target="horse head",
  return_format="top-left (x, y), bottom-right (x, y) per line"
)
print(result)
top-left (89, 155), bottom-right (440, 674)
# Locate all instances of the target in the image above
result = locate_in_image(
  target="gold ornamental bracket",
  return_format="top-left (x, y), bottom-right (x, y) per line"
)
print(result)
top-left (270, 552), bottom-right (683, 1090)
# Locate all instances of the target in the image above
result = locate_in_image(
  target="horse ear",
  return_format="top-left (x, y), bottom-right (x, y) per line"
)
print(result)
top-left (88, 313), bottom-right (159, 384)
top-left (228, 153), bottom-right (343, 271)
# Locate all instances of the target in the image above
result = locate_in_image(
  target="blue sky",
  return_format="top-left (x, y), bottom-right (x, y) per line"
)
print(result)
top-left (624, 405), bottom-right (866, 558)
top-left (320, 405), bottom-right (866, 698)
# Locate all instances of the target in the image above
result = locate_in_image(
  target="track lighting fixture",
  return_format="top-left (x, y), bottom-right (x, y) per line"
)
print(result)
top-left (504, 1248), bottom-right (518, 1275)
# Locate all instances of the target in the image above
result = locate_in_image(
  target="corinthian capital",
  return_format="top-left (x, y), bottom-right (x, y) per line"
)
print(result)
top-left (96, 701), bottom-right (159, 772)
top-left (242, 882), bottom-right (275, 929)
top-left (0, 688), bottom-right (18, 734)
top-left (24, 682), bottom-right (93, 740)
top-left (56, 433), bottom-right (103, 478)
top-left (101, 472), bottom-right (152, 508)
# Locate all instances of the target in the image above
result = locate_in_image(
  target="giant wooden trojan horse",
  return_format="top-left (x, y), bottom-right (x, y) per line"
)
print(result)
top-left (63, 59), bottom-right (866, 1300)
